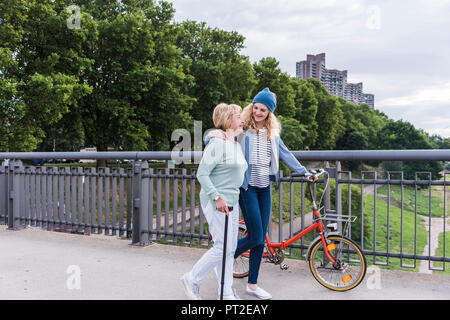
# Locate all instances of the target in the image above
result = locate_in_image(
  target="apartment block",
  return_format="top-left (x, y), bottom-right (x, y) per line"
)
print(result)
top-left (296, 53), bottom-right (375, 108)
top-left (344, 82), bottom-right (363, 105)
top-left (296, 53), bottom-right (326, 82)
top-left (323, 69), bottom-right (347, 98)
top-left (363, 93), bottom-right (375, 109)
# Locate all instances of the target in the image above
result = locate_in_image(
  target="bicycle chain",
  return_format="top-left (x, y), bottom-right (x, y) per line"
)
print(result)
top-left (268, 248), bottom-right (285, 265)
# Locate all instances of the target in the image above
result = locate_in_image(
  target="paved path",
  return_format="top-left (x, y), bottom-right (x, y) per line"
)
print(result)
top-left (1, 225), bottom-right (449, 300)
top-left (419, 216), bottom-right (450, 273)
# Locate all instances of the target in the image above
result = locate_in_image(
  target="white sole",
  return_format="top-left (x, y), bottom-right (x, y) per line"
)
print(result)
top-left (246, 289), bottom-right (272, 300)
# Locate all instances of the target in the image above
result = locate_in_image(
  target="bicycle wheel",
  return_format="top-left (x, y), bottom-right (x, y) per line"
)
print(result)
top-left (233, 222), bottom-right (249, 278)
top-left (308, 235), bottom-right (366, 291)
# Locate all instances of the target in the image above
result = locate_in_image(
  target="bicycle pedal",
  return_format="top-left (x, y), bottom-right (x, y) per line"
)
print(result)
top-left (280, 263), bottom-right (289, 270)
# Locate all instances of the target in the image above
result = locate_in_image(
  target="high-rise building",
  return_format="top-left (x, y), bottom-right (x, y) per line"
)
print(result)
top-left (296, 53), bottom-right (375, 108)
top-left (363, 93), bottom-right (375, 109)
top-left (322, 69), bottom-right (347, 98)
top-left (344, 82), bottom-right (363, 105)
top-left (296, 53), bottom-right (326, 82)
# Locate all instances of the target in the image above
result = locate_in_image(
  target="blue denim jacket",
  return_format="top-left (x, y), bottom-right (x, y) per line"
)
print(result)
top-left (238, 130), bottom-right (308, 190)
top-left (205, 129), bottom-right (308, 190)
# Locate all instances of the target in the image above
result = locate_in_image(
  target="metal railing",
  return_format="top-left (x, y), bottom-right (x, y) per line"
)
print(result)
top-left (0, 150), bottom-right (449, 272)
top-left (0, 162), bottom-right (134, 237)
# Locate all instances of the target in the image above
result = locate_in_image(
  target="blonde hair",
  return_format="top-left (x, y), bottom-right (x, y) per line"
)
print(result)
top-left (241, 103), bottom-right (281, 140)
top-left (212, 103), bottom-right (242, 130)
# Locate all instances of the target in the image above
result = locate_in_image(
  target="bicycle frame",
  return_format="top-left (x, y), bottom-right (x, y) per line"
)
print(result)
top-left (235, 169), bottom-right (367, 291)
top-left (245, 171), bottom-right (337, 264)
top-left (265, 209), bottom-right (336, 264)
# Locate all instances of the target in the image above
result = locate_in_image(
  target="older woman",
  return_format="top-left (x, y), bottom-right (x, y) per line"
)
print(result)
top-left (181, 103), bottom-right (248, 300)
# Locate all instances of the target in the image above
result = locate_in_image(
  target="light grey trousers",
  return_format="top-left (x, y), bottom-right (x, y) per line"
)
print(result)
top-left (188, 200), bottom-right (239, 297)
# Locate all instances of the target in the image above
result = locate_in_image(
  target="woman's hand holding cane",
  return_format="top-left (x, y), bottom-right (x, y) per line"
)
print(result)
top-left (215, 197), bottom-right (230, 216)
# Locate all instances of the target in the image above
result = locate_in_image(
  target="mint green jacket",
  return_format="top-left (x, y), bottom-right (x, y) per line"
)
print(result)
top-left (197, 137), bottom-right (248, 208)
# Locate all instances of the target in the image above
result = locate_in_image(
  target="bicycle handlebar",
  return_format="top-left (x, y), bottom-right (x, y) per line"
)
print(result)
top-left (292, 168), bottom-right (329, 208)
top-left (291, 168), bottom-right (326, 178)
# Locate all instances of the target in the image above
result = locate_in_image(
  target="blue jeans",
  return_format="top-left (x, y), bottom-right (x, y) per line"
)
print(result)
top-left (234, 185), bottom-right (271, 284)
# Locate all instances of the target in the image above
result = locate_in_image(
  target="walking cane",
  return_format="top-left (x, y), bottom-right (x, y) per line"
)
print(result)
top-left (220, 206), bottom-right (233, 300)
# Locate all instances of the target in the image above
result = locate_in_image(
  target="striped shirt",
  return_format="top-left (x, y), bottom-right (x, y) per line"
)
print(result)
top-left (249, 129), bottom-right (272, 188)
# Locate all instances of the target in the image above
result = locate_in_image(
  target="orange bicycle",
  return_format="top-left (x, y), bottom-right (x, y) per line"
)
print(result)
top-left (233, 169), bottom-right (367, 291)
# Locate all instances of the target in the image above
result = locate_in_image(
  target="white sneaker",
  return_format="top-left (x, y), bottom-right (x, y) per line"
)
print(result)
top-left (246, 285), bottom-right (272, 300)
top-left (181, 273), bottom-right (202, 300)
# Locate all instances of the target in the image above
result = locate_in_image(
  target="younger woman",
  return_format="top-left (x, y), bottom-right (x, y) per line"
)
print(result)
top-left (235, 88), bottom-right (315, 299)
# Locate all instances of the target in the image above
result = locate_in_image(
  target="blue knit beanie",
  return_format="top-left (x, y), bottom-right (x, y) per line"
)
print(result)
top-left (252, 87), bottom-right (277, 113)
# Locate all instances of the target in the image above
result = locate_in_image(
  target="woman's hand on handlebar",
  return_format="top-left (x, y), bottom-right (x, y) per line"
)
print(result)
top-left (291, 168), bottom-right (323, 182)
top-left (305, 173), bottom-right (318, 183)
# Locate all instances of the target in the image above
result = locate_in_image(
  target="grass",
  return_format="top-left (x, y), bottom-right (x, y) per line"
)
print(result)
top-left (361, 194), bottom-right (428, 271)
top-left (270, 179), bottom-right (361, 223)
top-left (377, 184), bottom-right (446, 218)
top-left (150, 178), bottom-right (200, 214)
top-left (278, 192), bottom-right (429, 272)
top-left (271, 181), bottom-right (313, 224)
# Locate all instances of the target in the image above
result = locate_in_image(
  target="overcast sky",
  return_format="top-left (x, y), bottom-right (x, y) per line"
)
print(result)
top-left (168, 0), bottom-right (450, 138)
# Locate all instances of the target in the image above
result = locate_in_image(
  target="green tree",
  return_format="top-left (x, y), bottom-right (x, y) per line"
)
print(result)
top-left (290, 78), bottom-right (319, 149)
top-left (377, 119), bottom-right (443, 179)
top-left (426, 134), bottom-right (450, 149)
top-left (377, 119), bottom-right (431, 150)
top-left (308, 79), bottom-right (345, 150)
top-left (0, 0), bottom-right (92, 152)
top-left (336, 129), bottom-right (369, 150)
top-left (278, 115), bottom-right (307, 151)
top-left (176, 21), bottom-right (255, 131)
top-left (72, 0), bottom-right (194, 153)
top-left (336, 129), bottom-right (368, 171)
top-left (252, 57), bottom-right (295, 118)
top-left (251, 57), bottom-right (316, 151)
top-left (1, 0), bottom-right (195, 155)
top-left (337, 100), bottom-right (386, 150)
